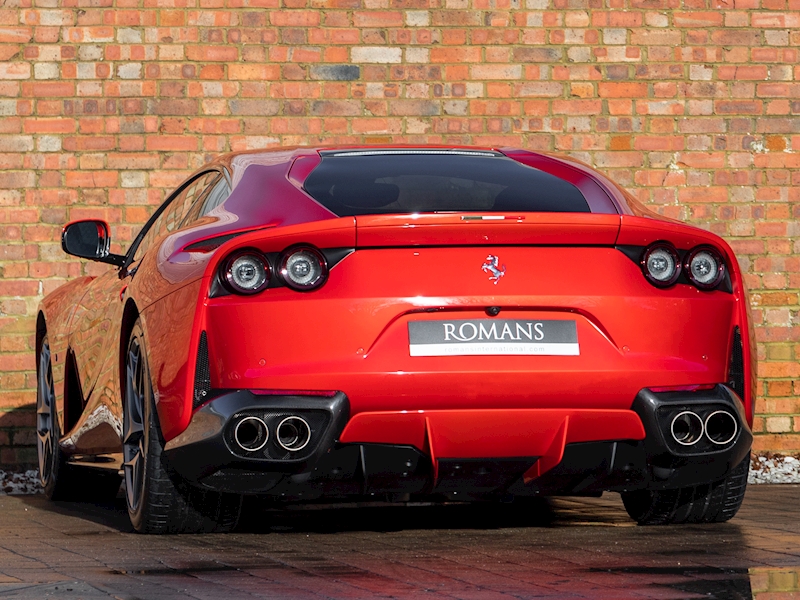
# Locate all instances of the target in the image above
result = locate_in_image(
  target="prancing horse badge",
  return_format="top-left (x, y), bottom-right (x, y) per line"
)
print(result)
top-left (481, 255), bottom-right (506, 284)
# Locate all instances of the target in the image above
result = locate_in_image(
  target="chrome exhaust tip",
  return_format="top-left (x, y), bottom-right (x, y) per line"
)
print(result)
top-left (276, 416), bottom-right (311, 452)
top-left (704, 410), bottom-right (738, 445)
top-left (670, 411), bottom-right (704, 446)
top-left (233, 416), bottom-right (269, 452)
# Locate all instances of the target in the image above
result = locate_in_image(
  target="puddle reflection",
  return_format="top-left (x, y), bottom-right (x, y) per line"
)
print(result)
top-left (14, 493), bottom-right (800, 600)
top-left (622, 567), bottom-right (800, 599)
top-left (751, 567), bottom-right (800, 598)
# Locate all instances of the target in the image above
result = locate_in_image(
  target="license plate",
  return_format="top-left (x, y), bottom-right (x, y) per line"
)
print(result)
top-left (408, 319), bottom-right (579, 357)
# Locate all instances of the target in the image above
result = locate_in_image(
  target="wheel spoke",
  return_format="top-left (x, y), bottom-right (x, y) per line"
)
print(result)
top-left (128, 346), bottom-right (139, 387)
top-left (123, 441), bottom-right (143, 510)
top-left (123, 346), bottom-right (144, 445)
top-left (36, 340), bottom-right (56, 485)
top-left (37, 430), bottom-right (51, 481)
top-left (123, 400), bottom-right (143, 444)
top-left (123, 332), bottom-right (149, 514)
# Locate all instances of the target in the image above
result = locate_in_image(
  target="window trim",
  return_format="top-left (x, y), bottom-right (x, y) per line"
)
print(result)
top-left (125, 169), bottom-right (222, 268)
top-left (179, 174), bottom-right (231, 228)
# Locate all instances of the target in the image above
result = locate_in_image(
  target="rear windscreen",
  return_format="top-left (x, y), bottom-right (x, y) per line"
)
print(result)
top-left (302, 150), bottom-right (590, 216)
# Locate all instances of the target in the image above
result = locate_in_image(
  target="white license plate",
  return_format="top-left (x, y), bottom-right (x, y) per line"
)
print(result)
top-left (408, 319), bottom-right (579, 357)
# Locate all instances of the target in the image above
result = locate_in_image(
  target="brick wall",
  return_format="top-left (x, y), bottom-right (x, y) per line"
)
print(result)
top-left (0, 0), bottom-right (798, 467)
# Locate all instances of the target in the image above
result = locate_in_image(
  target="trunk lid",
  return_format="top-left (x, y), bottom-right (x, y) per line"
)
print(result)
top-left (355, 213), bottom-right (621, 247)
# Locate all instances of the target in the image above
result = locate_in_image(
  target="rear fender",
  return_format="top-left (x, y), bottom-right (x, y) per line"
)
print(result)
top-left (618, 216), bottom-right (754, 424)
top-left (134, 219), bottom-right (356, 443)
top-left (37, 276), bottom-right (95, 430)
top-left (139, 280), bottom-right (204, 442)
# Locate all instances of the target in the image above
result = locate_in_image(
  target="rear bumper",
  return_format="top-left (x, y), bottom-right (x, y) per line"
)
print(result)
top-left (163, 385), bottom-right (751, 499)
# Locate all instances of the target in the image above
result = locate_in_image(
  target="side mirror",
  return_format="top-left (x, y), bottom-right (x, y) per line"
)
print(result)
top-left (61, 220), bottom-right (125, 266)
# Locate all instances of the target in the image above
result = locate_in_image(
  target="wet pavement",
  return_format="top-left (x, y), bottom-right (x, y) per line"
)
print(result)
top-left (0, 486), bottom-right (799, 599)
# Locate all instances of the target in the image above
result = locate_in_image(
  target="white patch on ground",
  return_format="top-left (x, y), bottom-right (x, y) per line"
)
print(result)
top-left (0, 470), bottom-right (43, 495)
top-left (749, 454), bottom-right (800, 484)
top-left (0, 455), bottom-right (798, 495)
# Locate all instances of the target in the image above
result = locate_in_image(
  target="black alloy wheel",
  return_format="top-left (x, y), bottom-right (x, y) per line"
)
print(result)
top-left (123, 318), bottom-right (242, 534)
top-left (37, 335), bottom-right (65, 498)
top-left (122, 330), bottom-right (146, 513)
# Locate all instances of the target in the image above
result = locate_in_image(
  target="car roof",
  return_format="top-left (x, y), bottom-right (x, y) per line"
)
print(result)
top-left (201, 145), bottom-right (655, 218)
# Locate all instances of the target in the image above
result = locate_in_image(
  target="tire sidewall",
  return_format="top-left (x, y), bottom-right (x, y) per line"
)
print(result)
top-left (41, 418), bottom-right (63, 499)
top-left (125, 320), bottom-right (157, 531)
top-left (38, 335), bottom-right (63, 499)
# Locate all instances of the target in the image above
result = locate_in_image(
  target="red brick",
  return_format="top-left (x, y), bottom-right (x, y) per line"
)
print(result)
top-left (64, 171), bottom-right (118, 187)
top-left (353, 11), bottom-right (403, 27)
top-left (22, 119), bottom-right (75, 134)
top-left (185, 45), bottom-right (238, 62)
top-left (599, 83), bottom-right (648, 98)
top-left (145, 136), bottom-right (199, 151)
top-left (552, 100), bottom-right (603, 114)
top-left (431, 47), bottom-right (482, 63)
top-left (269, 10), bottom-right (320, 26)
top-left (678, 187), bottom-right (728, 203)
top-left (673, 11), bottom-right (724, 27)
top-left (0, 27), bottom-right (33, 43)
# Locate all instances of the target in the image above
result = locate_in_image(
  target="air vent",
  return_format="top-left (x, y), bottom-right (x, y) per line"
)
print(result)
top-left (728, 326), bottom-right (744, 400)
top-left (193, 331), bottom-right (211, 409)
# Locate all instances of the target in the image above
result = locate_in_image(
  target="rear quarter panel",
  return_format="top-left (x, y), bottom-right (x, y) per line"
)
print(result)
top-left (38, 276), bottom-right (93, 429)
top-left (143, 217), bottom-right (357, 441)
top-left (139, 280), bottom-right (205, 441)
top-left (618, 215), bottom-right (755, 424)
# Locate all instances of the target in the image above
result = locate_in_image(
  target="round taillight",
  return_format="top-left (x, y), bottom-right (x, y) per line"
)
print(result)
top-left (223, 251), bottom-right (270, 295)
top-left (685, 246), bottom-right (725, 290)
top-left (641, 243), bottom-right (681, 287)
top-left (278, 246), bottom-right (328, 291)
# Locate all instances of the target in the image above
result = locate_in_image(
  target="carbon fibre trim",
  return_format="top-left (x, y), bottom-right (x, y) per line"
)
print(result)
top-left (728, 326), bottom-right (744, 400)
top-left (193, 331), bottom-right (211, 410)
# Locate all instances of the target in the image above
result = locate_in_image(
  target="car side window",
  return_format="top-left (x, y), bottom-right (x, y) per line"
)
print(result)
top-left (132, 171), bottom-right (220, 262)
top-left (181, 176), bottom-right (232, 226)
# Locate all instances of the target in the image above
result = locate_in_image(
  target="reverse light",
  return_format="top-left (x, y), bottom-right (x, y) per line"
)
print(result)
top-left (223, 250), bottom-right (270, 295)
top-left (278, 245), bottom-right (328, 291)
top-left (685, 246), bottom-right (725, 290)
top-left (641, 243), bottom-right (681, 287)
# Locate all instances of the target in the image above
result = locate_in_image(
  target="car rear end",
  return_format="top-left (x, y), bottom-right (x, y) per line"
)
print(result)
top-left (163, 149), bottom-right (753, 514)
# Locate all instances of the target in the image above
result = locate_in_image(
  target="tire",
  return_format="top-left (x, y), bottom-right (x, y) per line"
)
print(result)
top-left (37, 334), bottom-right (70, 500)
top-left (37, 334), bottom-right (122, 502)
top-left (123, 318), bottom-right (242, 534)
top-left (621, 453), bottom-right (750, 525)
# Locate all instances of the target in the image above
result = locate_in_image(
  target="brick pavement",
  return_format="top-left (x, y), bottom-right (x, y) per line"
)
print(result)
top-left (0, 486), bottom-right (799, 599)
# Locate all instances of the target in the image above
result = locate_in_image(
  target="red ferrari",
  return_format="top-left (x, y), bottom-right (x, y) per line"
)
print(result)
top-left (37, 147), bottom-right (754, 533)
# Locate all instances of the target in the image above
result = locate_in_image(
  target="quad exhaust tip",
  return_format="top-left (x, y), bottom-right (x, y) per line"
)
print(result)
top-left (276, 416), bottom-right (311, 452)
top-left (233, 416), bottom-right (269, 452)
top-left (670, 411), bottom-right (704, 446)
top-left (704, 410), bottom-right (738, 445)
